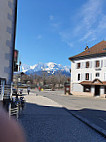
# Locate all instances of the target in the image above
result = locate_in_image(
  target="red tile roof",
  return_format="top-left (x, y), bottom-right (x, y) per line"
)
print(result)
top-left (69, 40), bottom-right (106, 60)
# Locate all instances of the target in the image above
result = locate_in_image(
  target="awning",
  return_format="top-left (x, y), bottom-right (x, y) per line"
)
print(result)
top-left (80, 79), bottom-right (106, 86)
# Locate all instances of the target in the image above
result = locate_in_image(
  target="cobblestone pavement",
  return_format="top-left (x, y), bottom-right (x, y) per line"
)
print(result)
top-left (19, 93), bottom-right (106, 142)
top-left (35, 90), bottom-right (106, 132)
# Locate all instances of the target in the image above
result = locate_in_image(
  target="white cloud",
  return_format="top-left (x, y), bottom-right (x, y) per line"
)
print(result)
top-left (74, 0), bottom-right (105, 42)
top-left (59, 32), bottom-right (73, 47)
top-left (49, 0), bottom-right (106, 48)
top-left (60, 0), bottom-right (106, 47)
top-left (51, 23), bottom-right (60, 28)
top-left (80, 0), bottom-right (102, 27)
top-left (36, 34), bottom-right (42, 40)
top-left (97, 15), bottom-right (106, 30)
top-left (79, 31), bottom-right (93, 41)
top-left (49, 15), bottom-right (54, 21)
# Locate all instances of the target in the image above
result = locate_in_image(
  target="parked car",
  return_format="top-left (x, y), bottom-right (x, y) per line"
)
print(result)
top-left (12, 88), bottom-right (17, 96)
top-left (19, 89), bottom-right (23, 95)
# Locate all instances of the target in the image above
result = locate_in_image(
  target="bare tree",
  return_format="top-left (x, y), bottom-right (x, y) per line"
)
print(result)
top-left (41, 71), bottom-right (48, 86)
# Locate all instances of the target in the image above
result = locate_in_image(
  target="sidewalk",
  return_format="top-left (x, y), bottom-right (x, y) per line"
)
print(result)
top-left (24, 93), bottom-right (62, 107)
top-left (19, 93), bottom-right (105, 142)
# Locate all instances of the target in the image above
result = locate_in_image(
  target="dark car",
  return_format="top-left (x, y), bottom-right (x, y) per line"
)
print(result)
top-left (12, 88), bottom-right (17, 96)
top-left (19, 89), bottom-right (23, 95)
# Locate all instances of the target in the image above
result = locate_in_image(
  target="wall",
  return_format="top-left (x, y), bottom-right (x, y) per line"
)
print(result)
top-left (0, 0), bottom-right (17, 84)
top-left (71, 56), bottom-right (106, 95)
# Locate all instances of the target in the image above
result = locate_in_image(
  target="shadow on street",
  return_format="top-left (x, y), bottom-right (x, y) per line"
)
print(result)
top-left (70, 108), bottom-right (106, 131)
top-left (19, 102), bottom-right (106, 142)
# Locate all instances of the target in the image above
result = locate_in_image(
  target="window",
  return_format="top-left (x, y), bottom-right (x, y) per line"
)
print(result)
top-left (84, 85), bottom-right (91, 92)
top-left (96, 73), bottom-right (100, 77)
top-left (104, 60), bottom-right (106, 67)
top-left (77, 63), bottom-right (80, 69)
top-left (85, 73), bottom-right (89, 80)
top-left (78, 74), bottom-right (80, 81)
top-left (104, 73), bottom-right (106, 81)
top-left (86, 61), bottom-right (90, 68)
top-left (103, 48), bottom-right (106, 51)
top-left (95, 60), bottom-right (100, 68)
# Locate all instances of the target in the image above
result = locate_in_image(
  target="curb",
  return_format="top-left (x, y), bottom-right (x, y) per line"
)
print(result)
top-left (63, 107), bottom-right (106, 138)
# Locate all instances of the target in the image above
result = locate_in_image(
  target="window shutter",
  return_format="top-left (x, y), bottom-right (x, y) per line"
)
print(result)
top-left (90, 73), bottom-right (92, 81)
top-left (76, 63), bottom-right (77, 69)
top-left (84, 73), bottom-right (86, 81)
top-left (80, 63), bottom-right (82, 69)
top-left (104, 73), bottom-right (106, 81)
top-left (104, 60), bottom-right (106, 67)
top-left (81, 73), bottom-right (83, 81)
top-left (81, 62), bottom-right (83, 68)
top-left (83, 73), bottom-right (85, 81)
top-left (80, 73), bottom-right (82, 81)
top-left (100, 60), bottom-right (103, 68)
top-left (83, 62), bottom-right (85, 68)
top-left (90, 61), bottom-right (92, 68)
top-left (94, 61), bottom-right (96, 68)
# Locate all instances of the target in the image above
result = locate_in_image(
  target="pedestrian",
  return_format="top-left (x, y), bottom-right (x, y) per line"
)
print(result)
top-left (38, 86), bottom-right (41, 92)
top-left (27, 86), bottom-right (30, 95)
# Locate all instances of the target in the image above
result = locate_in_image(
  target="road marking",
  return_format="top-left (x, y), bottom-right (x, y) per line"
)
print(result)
top-left (99, 118), bottom-right (106, 123)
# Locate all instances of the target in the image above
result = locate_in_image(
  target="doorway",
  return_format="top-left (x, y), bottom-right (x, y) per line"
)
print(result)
top-left (95, 85), bottom-right (100, 96)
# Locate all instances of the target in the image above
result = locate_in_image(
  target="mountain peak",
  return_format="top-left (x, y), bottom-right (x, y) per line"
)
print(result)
top-left (22, 62), bottom-right (70, 76)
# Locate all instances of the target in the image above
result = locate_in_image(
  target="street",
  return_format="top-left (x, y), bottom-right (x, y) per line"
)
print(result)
top-left (19, 90), bottom-right (106, 142)
top-left (33, 90), bottom-right (106, 132)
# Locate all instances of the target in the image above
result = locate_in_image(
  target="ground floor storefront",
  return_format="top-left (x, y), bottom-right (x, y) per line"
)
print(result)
top-left (83, 85), bottom-right (106, 98)
top-left (71, 79), bottom-right (106, 98)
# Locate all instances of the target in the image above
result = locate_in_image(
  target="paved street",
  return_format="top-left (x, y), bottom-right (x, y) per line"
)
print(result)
top-left (32, 90), bottom-right (106, 134)
top-left (19, 92), bottom-right (106, 142)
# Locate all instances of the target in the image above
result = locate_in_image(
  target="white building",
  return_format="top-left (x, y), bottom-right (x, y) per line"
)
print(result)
top-left (69, 41), bottom-right (106, 97)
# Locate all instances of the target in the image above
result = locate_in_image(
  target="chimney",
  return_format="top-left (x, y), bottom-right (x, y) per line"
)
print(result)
top-left (85, 45), bottom-right (89, 51)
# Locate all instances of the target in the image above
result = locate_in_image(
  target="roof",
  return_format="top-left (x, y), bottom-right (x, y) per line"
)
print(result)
top-left (80, 79), bottom-right (106, 86)
top-left (69, 40), bottom-right (106, 60)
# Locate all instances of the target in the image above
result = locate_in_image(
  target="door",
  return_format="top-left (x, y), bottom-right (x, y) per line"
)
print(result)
top-left (95, 85), bottom-right (100, 96)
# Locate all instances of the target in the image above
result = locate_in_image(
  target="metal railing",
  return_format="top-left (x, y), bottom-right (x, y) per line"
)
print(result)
top-left (9, 103), bottom-right (19, 120)
top-left (3, 85), bottom-right (12, 99)
top-left (0, 84), bottom-right (25, 119)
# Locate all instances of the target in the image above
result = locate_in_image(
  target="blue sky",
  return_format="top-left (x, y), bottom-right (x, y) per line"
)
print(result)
top-left (16, 0), bottom-right (106, 66)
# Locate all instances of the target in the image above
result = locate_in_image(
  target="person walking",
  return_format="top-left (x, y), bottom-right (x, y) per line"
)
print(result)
top-left (27, 86), bottom-right (30, 95)
top-left (38, 86), bottom-right (41, 92)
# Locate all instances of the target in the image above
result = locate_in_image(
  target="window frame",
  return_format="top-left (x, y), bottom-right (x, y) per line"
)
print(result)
top-left (77, 63), bottom-right (80, 69)
top-left (83, 85), bottom-right (91, 92)
top-left (96, 73), bottom-right (100, 77)
top-left (95, 60), bottom-right (100, 68)
top-left (78, 74), bottom-right (80, 81)
top-left (85, 73), bottom-right (89, 80)
top-left (86, 61), bottom-right (90, 68)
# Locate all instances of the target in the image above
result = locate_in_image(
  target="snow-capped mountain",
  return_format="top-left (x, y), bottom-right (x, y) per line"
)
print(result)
top-left (22, 62), bottom-right (70, 76)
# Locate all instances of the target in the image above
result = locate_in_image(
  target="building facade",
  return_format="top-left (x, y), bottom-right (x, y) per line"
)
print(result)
top-left (0, 0), bottom-right (17, 85)
top-left (69, 41), bottom-right (106, 97)
top-left (0, 0), bottom-right (17, 100)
